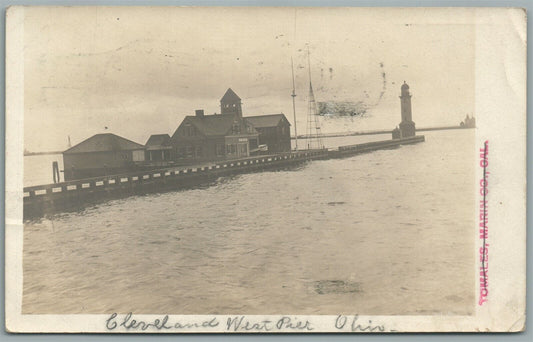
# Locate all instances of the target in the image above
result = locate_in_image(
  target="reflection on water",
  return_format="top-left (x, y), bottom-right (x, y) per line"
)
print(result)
top-left (23, 130), bottom-right (475, 315)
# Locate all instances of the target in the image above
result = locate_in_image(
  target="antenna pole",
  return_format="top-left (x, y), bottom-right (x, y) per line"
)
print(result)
top-left (291, 57), bottom-right (298, 150)
top-left (305, 46), bottom-right (323, 150)
top-left (307, 46), bottom-right (312, 86)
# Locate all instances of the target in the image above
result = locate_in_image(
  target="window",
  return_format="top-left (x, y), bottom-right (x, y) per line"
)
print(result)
top-left (226, 144), bottom-right (236, 154)
top-left (133, 150), bottom-right (144, 162)
top-left (216, 144), bottom-right (225, 156)
top-left (185, 145), bottom-right (193, 158)
top-left (232, 121), bottom-right (241, 135)
top-left (246, 123), bottom-right (255, 133)
top-left (184, 123), bottom-right (195, 136)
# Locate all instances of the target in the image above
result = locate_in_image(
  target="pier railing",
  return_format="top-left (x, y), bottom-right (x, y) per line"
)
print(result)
top-left (23, 149), bottom-right (329, 219)
top-left (23, 150), bottom-right (327, 198)
top-left (23, 136), bottom-right (424, 219)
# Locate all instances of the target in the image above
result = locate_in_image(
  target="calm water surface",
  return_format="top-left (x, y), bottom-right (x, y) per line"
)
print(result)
top-left (23, 130), bottom-right (475, 314)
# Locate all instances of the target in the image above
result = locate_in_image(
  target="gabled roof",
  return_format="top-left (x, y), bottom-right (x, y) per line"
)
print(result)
top-left (179, 114), bottom-right (238, 137)
top-left (220, 88), bottom-right (241, 103)
top-left (145, 134), bottom-right (171, 146)
top-left (245, 114), bottom-right (291, 128)
top-left (64, 133), bottom-right (144, 154)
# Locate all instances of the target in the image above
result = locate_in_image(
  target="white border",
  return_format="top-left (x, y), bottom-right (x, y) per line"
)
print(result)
top-left (4, 6), bottom-right (527, 333)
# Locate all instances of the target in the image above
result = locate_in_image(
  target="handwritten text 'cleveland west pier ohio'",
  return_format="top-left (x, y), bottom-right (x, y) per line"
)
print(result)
top-left (105, 313), bottom-right (391, 332)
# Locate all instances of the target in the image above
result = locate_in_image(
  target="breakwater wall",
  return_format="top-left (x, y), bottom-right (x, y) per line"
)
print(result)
top-left (23, 136), bottom-right (424, 220)
top-left (292, 125), bottom-right (470, 139)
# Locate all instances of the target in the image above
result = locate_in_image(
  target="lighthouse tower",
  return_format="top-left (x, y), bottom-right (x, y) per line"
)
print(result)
top-left (393, 81), bottom-right (416, 139)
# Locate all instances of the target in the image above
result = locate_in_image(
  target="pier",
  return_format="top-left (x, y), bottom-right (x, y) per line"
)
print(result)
top-left (292, 125), bottom-right (472, 140)
top-left (23, 136), bottom-right (424, 220)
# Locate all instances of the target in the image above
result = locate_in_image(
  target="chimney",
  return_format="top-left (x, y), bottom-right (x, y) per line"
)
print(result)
top-left (195, 109), bottom-right (204, 118)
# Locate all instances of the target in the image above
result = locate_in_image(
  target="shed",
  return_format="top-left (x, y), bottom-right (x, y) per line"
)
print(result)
top-left (145, 134), bottom-right (172, 161)
top-left (63, 133), bottom-right (145, 181)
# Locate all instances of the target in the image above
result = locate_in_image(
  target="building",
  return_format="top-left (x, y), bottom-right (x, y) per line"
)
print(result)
top-left (170, 89), bottom-right (259, 164)
top-left (63, 133), bottom-right (145, 181)
top-left (392, 81), bottom-right (416, 139)
top-left (145, 134), bottom-right (172, 162)
top-left (460, 115), bottom-right (476, 128)
top-left (245, 114), bottom-right (291, 153)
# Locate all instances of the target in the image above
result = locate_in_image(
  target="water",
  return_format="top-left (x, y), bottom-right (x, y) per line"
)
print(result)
top-left (24, 154), bottom-right (64, 187)
top-left (23, 130), bottom-right (476, 315)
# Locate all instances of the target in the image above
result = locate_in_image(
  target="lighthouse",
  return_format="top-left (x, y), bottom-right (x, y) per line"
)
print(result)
top-left (392, 81), bottom-right (416, 139)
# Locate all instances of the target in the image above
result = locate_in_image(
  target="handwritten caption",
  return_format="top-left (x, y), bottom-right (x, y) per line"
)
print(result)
top-left (479, 140), bottom-right (489, 306)
top-left (105, 313), bottom-right (389, 332)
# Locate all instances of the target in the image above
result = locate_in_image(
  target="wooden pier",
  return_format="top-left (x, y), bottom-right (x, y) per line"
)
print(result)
top-left (23, 136), bottom-right (424, 220)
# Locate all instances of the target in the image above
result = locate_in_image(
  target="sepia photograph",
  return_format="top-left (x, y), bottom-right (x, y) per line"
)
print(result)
top-left (5, 6), bottom-right (526, 333)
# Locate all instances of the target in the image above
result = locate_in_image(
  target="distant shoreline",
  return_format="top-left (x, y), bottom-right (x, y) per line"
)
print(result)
top-left (24, 151), bottom-right (63, 157)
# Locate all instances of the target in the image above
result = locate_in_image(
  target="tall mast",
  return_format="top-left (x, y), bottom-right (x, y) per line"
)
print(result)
top-left (305, 47), bottom-right (323, 150)
top-left (291, 57), bottom-right (298, 150)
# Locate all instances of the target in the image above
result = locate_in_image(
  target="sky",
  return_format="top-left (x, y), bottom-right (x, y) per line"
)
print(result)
top-left (22, 7), bottom-right (476, 152)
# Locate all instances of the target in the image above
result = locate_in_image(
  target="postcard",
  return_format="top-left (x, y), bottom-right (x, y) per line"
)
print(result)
top-left (5, 6), bottom-right (526, 333)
